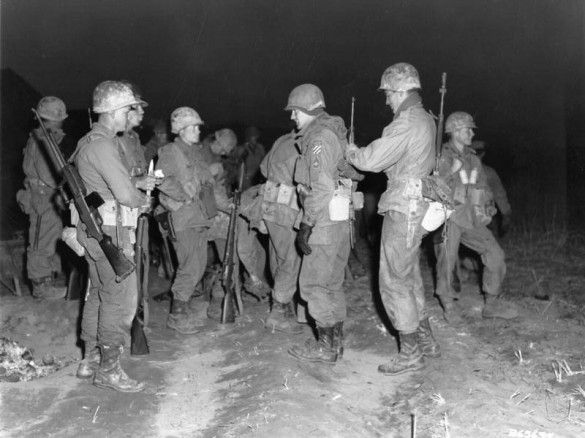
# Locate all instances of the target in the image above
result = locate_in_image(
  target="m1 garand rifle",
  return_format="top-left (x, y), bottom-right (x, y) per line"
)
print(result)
top-left (434, 73), bottom-right (447, 174)
top-left (131, 160), bottom-right (154, 355)
top-left (32, 108), bottom-right (136, 282)
top-left (221, 162), bottom-right (245, 324)
top-left (348, 97), bottom-right (356, 248)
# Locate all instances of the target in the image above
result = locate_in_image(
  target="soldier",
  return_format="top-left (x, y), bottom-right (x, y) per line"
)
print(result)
top-left (234, 126), bottom-right (266, 190)
top-left (347, 63), bottom-right (440, 375)
top-left (261, 132), bottom-right (303, 334)
top-left (435, 112), bottom-right (516, 321)
top-left (17, 96), bottom-right (68, 299)
top-left (470, 140), bottom-right (512, 236)
top-left (286, 84), bottom-right (351, 364)
top-left (73, 81), bottom-right (155, 392)
top-left (156, 107), bottom-right (226, 331)
top-left (143, 119), bottom-right (168, 165)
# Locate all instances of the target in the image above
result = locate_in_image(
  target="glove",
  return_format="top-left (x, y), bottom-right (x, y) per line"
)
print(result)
top-left (338, 159), bottom-right (364, 181)
top-left (501, 213), bottom-right (512, 235)
top-left (296, 222), bottom-right (313, 255)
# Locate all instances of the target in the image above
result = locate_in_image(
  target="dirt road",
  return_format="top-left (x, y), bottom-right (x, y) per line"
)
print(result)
top-left (2, 232), bottom-right (585, 437)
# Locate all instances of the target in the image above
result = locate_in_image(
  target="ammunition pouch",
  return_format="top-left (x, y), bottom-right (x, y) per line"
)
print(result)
top-left (154, 209), bottom-right (177, 241)
top-left (469, 188), bottom-right (496, 227)
top-left (97, 200), bottom-right (139, 228)
top-left (199, 183), bottom-right (218, 219)
top-left (263, 180), bottom-right (299, 210)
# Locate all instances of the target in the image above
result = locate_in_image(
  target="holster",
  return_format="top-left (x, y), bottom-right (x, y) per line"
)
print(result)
top-left (199, 183), bottom-right (218, 219)
top-left (154, 209), bottom-right (177, 241)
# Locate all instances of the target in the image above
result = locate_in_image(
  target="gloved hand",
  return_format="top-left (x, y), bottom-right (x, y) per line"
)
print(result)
top-left (501, 213), bottom-right (512, 235)
top-left (135, 175), bottom-right (159, 192)
top-left (296, 222), bottom-right (313, 255)
top-left (338, 159), bottom-right (364, 181)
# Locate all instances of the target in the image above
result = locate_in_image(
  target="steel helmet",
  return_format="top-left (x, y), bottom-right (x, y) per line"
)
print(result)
top-left (445, 112), bottom-right (477, 134)
top-left (170, 106), bottom-right (204, 134)
top-left (92, 81), bottom-right (141, 114)
top-left (37, 96), bottom-right (68, 121)
top-left (120, 80), bottom-right (149, 107)
top-left (285, 84), bottom-right (325, 114)
top-left (379, 63), bottom-right (421, 92)
top-left (215, 128), bottom-right (237, 153)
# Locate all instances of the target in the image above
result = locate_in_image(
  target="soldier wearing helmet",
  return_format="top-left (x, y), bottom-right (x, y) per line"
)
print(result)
top-left (72, 81), bottom-right (157, 393)
top-left (17, 96), bottom-right (69, 300)
top-left (233, 126), bottom-right (266, 190)
top-left (435, 113), bottom-right (515, 321)
top-left (347, 63), bottom-right (439, 376)
top-left (285, 83), bottom-right (351, 364)
top-left (156, 107), bottom-right (231, 329)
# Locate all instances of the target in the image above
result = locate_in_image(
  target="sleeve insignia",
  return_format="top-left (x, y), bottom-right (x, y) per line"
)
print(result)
top-left (312, 141), bottom-right (323, 155)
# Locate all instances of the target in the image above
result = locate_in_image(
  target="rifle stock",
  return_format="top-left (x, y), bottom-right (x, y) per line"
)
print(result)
top-left (32, 108), bottom-right (136, 282)
top-left (221, 162), bottom-right (245, 324)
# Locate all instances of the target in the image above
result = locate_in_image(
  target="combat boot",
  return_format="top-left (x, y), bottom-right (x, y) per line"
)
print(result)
top-left (440, 298), bottom-right (464, 325)
top-left (76, 345), bottom-right (101, 379)
top-left (31, 277), bottom-right (66, 300)
top-left (265, 301), bottom-right (303, 334)
top-left (288, 326), bottom-right (338, 363)
top-left (93, 345), bottom-right (145, 393)
top-left (378, 332), bottom-right (425, 376)
top-left (482, 295), bottom-right (518, 319)
top-left (332, 321), bottom-right (344, 359)
top-left (167, 299), bottom-right (204, 334)
top-left (416, 318), bottom-right (441, 358)
top-left (244, 275), bottom-right (271, 298)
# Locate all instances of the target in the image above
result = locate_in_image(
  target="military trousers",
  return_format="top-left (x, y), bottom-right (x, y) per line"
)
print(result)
top-left (266, 220), bottom-right (301, 304)
top-left (79, 227), bottom-right (137, 349)
top-left (27, 205), bottom-right (63, 280)
top-left (379, 211), bottom-right (428, 334)
top-left (299, 222), bottom-right (350, 327)
top-left (435, 221), bottom-right (506, 299)
top-left (237, 217), bottom-right (266, 282)
top-left (172, 228), bottom-right (208, 302)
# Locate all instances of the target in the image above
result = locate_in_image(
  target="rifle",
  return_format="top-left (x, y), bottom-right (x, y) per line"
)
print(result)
top-left (221, 162), bottom-right (245, 324)
top-left (131, 214), bottom-right (150, 355)
top-left (434, 73), bottom-right (447, 173)
top-left (32, 109), bottom-right (136, 282)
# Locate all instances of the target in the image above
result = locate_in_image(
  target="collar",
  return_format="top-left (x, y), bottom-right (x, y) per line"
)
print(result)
top-left (444, 140), bottom-right (475, 158)
top-left (90, 122), bottom-right (117, 139)
top-left (393, 92), bottom-right (422, 120)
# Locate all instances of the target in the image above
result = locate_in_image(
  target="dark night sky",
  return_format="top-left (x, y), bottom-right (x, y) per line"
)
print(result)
top-left (1, 0), bottom-right (584, 216)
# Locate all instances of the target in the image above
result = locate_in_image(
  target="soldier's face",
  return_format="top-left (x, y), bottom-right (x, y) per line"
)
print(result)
top-left (127, 107), bottom-right (144, 129)
top-left (384, 89), bottom-right (405, 112)
top-left (454, 127), bottom-right (475, 146)
top-left (181, 124), bottom-right (200, 144)
top-left (290, 109), bottom-right (312, 130)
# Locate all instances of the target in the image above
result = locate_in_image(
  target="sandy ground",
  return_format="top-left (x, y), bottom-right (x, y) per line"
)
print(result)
top-left (1, 230), bottom-right (585, 438)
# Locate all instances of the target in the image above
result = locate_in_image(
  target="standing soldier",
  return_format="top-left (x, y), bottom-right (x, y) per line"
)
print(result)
top-left (17, 97), bottom-right (68, 299)
top-left (435, 113), bottom-right (515, 321)
top-left (156, 107), bottom-right (223, 331)
top-left (74, 81), bottom-right (155, 392)
top-left (261, 132), bottom-right (303, 334)
top-left (347, 63), bottom-right (439, 375)
top-left (286, 84), bottom-right (351, 364)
